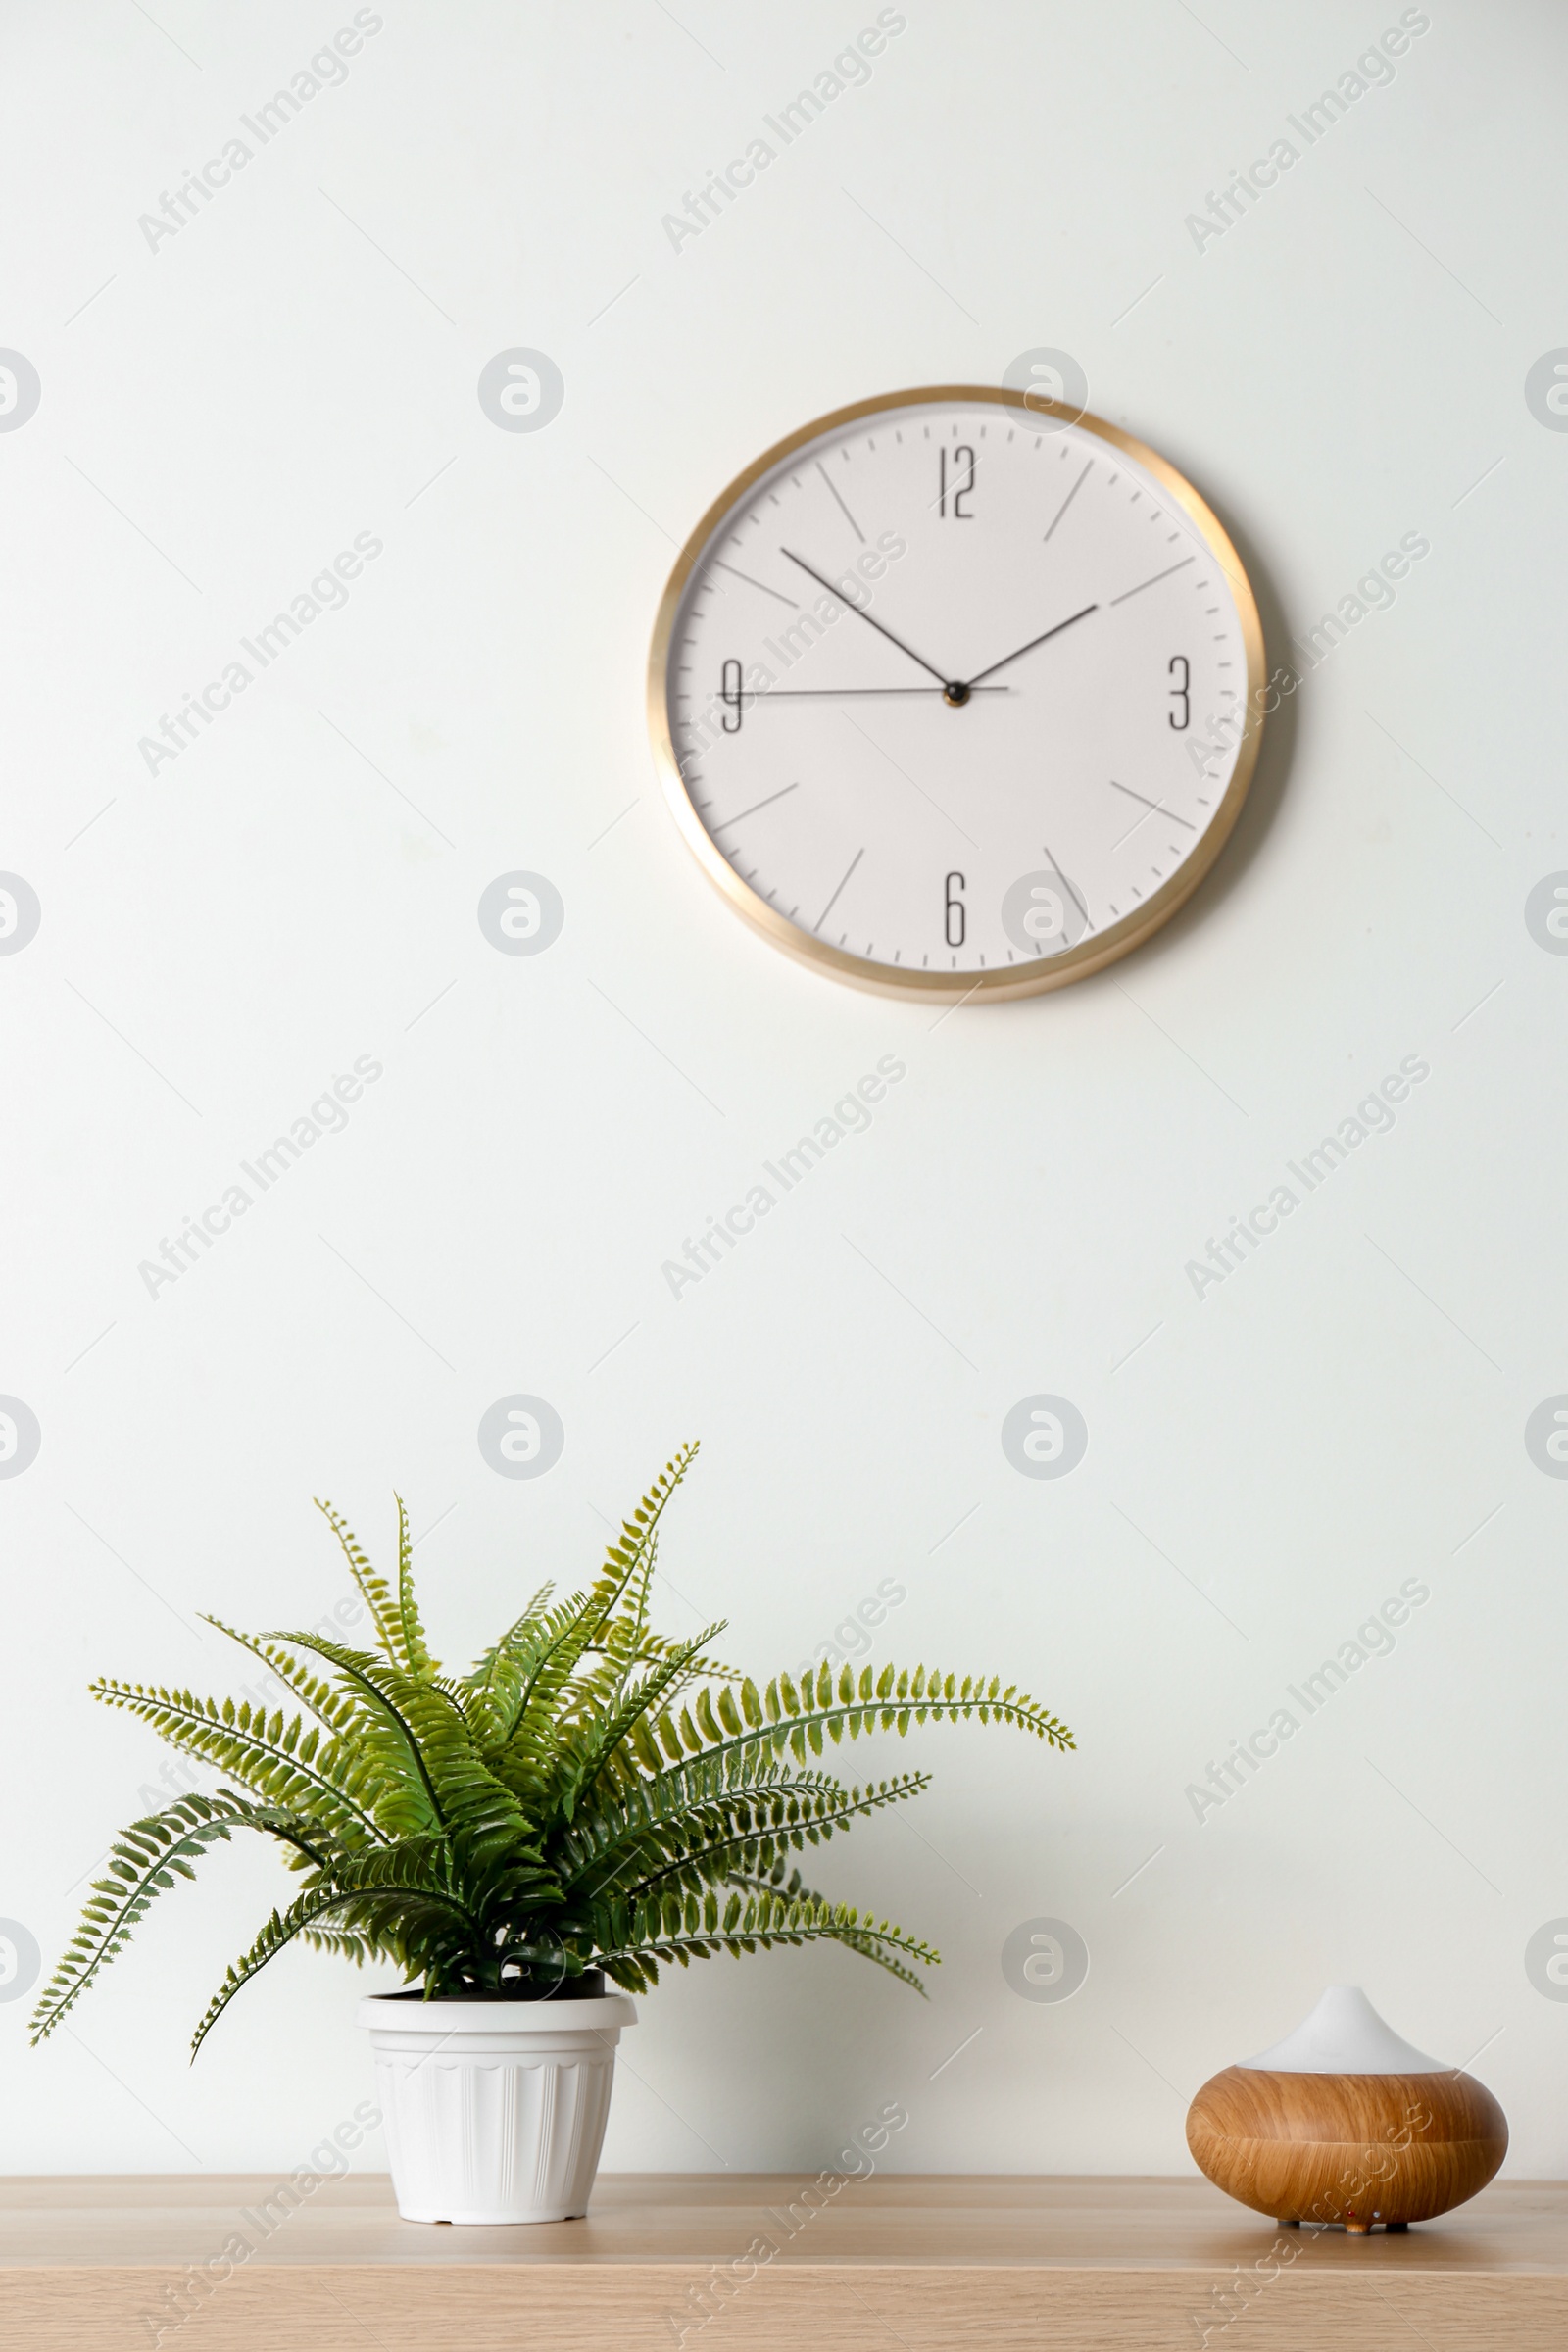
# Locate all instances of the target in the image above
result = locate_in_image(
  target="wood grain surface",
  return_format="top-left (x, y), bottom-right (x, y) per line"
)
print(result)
top-left (1, 2173), bottom-right (1563, 2352)
top-left (1187, 2067), bottom-right (1508, 2230)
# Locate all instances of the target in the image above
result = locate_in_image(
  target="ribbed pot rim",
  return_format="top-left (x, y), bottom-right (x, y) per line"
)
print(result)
top-left (359, 1992), bottom-right (636, 2034)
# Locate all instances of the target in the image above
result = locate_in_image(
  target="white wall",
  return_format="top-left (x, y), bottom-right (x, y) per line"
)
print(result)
top-left (5, 0), bottom-right (1568, 2183)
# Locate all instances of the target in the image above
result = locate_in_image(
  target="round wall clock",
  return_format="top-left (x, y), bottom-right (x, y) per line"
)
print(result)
top-left (647, 386), bottom-right (1265, 1002)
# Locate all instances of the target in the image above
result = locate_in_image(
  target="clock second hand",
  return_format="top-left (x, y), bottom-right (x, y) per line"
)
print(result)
top-left (779, 548), bottom-right (958, 694)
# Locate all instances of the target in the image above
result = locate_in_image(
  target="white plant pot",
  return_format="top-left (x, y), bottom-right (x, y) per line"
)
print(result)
top-left (360, 1992), bottom-right (636, 2224)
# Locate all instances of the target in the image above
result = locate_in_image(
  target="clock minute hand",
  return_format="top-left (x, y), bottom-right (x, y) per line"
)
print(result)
top-left (962, 601), bottom-right (1100, 689)
top-left (780, 548), bottom-right (954, 690)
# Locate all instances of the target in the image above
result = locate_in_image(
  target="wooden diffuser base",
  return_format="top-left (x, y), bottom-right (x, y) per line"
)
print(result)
top-left (1186, 2064), bottom-right (1508, 2232)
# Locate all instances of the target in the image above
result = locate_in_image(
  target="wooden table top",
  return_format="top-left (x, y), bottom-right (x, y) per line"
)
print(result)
top-left (2, 2170), bottom-right (1564, 2270)
top-left (5, 2175), bottom-right (1565, 2350)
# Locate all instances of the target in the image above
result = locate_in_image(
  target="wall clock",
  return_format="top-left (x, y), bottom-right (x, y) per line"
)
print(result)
top-left (647, 385), bottom-right (1265, 1002)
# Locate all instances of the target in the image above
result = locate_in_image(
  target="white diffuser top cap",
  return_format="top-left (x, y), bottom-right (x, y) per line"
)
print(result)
top-left (1239, 1985), bottom-right (1446, 2076)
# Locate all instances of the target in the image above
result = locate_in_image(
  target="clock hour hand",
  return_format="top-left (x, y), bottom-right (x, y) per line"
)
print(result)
top-left (961, 601), bottom-right (1099, 689)
top-left (780, 548), bottom-right (956, 692)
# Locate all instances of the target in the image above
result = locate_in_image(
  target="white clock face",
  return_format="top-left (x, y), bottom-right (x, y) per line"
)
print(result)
top-left (652, 390), bottom-right (1262, 999)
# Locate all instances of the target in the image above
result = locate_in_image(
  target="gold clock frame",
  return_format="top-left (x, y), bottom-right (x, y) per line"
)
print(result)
top-left (646, 385), bottom-right (1266, 1003)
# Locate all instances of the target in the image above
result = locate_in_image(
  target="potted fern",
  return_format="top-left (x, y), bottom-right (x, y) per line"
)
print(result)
top-left (32, 1445), bottom-right (1072, 2224)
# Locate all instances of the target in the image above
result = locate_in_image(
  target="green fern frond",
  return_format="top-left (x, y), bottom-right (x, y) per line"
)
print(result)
top-left (494, 1449), bottom-right (701, 1757)
top-left (462, 1594), bottom-right (581, 1754)
top-left (44, 1444), bottom-right (1072, 2049)
top-left (461, 1582), bottom-right (556, 1701)
top-left (554, 1752), bottom-right (854, 1897)
top-left (190, 1886), bottom-right (378, 2057)
top-left (314, 1499), bottom-right (407, 1665)
top-left (643, 1659), bottom-right (1073, 1781)
top-left (90, 1680), bottom-right (387, 1842)
top-left (552, 1624), bottom-right (730, 1823)
top-left (30, 1793), bottom-right (254, 2042)
top-left (564, 1768), bottom-right (930, 1909)
top-left (629, 1631), bottom-right (745, 1684)
top-left (394, 1494), bottom-right (436, 1680)
top-left (595, 1889), bottom-right (940, 1989)
top-left (602, 1446), bottom-right (700, 1603)
top-left (615, 1773), bottom-right (932, 1907)
top-left (721, 1858), bottom-right (936, 1995)
top-left (270, 1636), bottom-right (553, 1887)
top-left (190, 1839), bottom-right (486, 2054)
top-left (263, 1635), bottom-right (449, 1833)
top-left (299, 1923), bottom-right (391, 1965)
top-left (817, 1927), bottom-right (932, 1993)
top-left (200, 1617), bottom-right (367, 1732)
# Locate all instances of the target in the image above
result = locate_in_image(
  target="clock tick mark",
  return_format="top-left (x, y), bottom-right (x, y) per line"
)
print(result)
top-left (710, 559), bottom-right (799, 607)
top-left (1041, 841), bottom-right (1090, 928)
top-left (1109, 555), bottom-right (1196, 606)
top-left (1042, 457), bottom-right (1092, 544)
top-left (815, 459), bottom-right (865, 543)
top-left (815, 847), bottom-right (864, 933)
top-left (1107, 777), bottom-right (1196, 831)
top-left (710, 780), bottom-right (802, 833)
